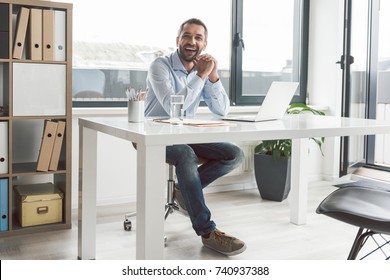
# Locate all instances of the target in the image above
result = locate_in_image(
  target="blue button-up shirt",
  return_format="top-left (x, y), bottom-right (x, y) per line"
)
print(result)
top-left (145, 50), bottom-right (230, 118)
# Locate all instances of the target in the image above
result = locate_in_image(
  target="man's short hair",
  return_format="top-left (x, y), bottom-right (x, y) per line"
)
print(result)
top-left (178, 18), bottom-right (208, 39)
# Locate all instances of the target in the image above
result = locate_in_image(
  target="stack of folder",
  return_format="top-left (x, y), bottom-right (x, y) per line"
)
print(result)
top-left (13, 7), bottom-right (66, 61)
top-left (36, 120), bottom-right (66, 172)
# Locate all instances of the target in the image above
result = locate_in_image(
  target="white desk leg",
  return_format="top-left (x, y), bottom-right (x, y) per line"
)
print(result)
top-left (136, 144), bottom-right (166, 260)
top-left (78, 126), bottom-right (98, 260)
top-left (290, 138), bottom-right (309, 225)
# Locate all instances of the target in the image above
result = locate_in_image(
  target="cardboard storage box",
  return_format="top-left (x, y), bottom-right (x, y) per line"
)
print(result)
top-left (14, 183), bottom-right (63, 227)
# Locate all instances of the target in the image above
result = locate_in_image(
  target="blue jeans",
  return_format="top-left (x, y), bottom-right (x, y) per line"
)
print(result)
top-left (166, 142), bottom-right (244, 236)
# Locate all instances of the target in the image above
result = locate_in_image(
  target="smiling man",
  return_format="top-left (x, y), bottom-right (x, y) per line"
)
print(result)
top-left (145, 18), bottom-right (229, 118)
top-left (145, 18), bottom-right (246, 256)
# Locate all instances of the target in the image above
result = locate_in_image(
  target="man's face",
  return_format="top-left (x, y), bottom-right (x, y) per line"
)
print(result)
top-left (176, 23), bottom-right (207, 63)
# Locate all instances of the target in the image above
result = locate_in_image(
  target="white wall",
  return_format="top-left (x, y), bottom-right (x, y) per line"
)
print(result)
top-left (70, 0), bottom-right (346, 207)
top-left (71, 110), bottom-right (136, 209)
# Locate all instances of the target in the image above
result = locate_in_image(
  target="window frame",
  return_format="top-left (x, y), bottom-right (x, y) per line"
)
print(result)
top-left (230, 0), bottom-right (309, 105)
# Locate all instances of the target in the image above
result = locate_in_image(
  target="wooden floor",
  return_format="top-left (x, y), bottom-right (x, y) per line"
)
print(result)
top-left (0, 181), bottom-right (387, 260)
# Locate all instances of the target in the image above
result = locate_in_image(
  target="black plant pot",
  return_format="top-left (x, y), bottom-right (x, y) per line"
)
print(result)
top-left (254, 153), bottom-right (291, 202)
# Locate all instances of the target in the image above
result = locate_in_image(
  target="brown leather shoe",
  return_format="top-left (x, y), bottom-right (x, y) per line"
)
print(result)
top-left (202, 229), bottom-right (246, 256)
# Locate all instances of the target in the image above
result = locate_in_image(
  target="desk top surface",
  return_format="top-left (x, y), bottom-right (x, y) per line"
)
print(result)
top-left (79, 115), bottom-right (390, 146)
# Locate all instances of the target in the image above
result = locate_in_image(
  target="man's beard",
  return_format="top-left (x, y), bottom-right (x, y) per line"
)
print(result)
top-left (178, 45), bottom-right (201, 62)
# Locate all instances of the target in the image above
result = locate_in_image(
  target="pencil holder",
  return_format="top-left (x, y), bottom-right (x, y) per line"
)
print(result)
top-left (128, 100), bottom-right (145, 122)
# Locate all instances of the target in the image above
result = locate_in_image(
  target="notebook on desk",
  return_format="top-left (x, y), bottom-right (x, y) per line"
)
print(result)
top-left (223, 81), bottom-right (299, 122)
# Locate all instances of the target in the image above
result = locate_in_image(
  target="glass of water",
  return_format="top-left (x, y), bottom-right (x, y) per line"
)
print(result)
top-left (170, 95), bottom-right (184, 123)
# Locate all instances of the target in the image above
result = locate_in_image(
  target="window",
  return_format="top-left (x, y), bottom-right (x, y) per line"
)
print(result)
top-left (65, 0), bottom-right (307, 107)
top-left (231, 0), bottom-right (308, 105)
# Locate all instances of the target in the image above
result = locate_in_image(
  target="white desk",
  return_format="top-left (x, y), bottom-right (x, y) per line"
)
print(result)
top-left (77, 115), bottom-right (390, 260)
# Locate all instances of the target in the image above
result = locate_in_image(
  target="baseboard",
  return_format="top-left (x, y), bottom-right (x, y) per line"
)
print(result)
top-left (72, 195), bottom-right (136, 209)
top-left (352, 166), bottom-right (390, 182)
top-left (205, 180), bottom-right (257, 194)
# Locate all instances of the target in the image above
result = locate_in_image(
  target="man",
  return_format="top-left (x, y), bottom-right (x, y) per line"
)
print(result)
top-left (145, 18), bottom-right (246, 256)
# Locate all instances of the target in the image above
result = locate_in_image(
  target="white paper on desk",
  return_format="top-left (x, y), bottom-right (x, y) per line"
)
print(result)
top-left (154, 118), bottom-right (235, 127)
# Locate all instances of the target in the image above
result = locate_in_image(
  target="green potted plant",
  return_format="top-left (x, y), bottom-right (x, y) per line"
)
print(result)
top-left (254, 103), bottom-right (325, 201)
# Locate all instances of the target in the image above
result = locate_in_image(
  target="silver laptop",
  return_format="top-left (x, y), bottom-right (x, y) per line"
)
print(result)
top-left (223, 81), bottom-right (299, 122)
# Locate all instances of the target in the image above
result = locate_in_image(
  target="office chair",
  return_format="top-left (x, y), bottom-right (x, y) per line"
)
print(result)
top-left (124, 143), bottom-right (207, 234)
top-left (316, 186), bottom-right (390, 259)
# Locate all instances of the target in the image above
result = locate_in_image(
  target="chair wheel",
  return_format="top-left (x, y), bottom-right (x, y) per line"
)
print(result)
top-left (124, 220), bottom-right (132, 231)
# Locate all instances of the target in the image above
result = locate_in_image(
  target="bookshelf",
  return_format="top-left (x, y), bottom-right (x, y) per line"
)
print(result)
top-left (0, 0), bottom-right (72, 236)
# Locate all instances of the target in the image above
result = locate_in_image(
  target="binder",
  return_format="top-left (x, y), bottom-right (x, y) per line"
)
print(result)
top-left (28, 8), bottom-right (43, 60)
top-left (0, 178), bottom-right (8, 231)
top-left (54, 10), bottom-right (66, 61)
top-left (42, 9), bottom-right (55, 61)
top-left (13, 7), bottom-right (30, 59)
top-left (0, 122), bottom-right (8, 174)
top-left (37, 120), bottom-right (58, 172)
top-left (49, 121), bottom-right (66, 171)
